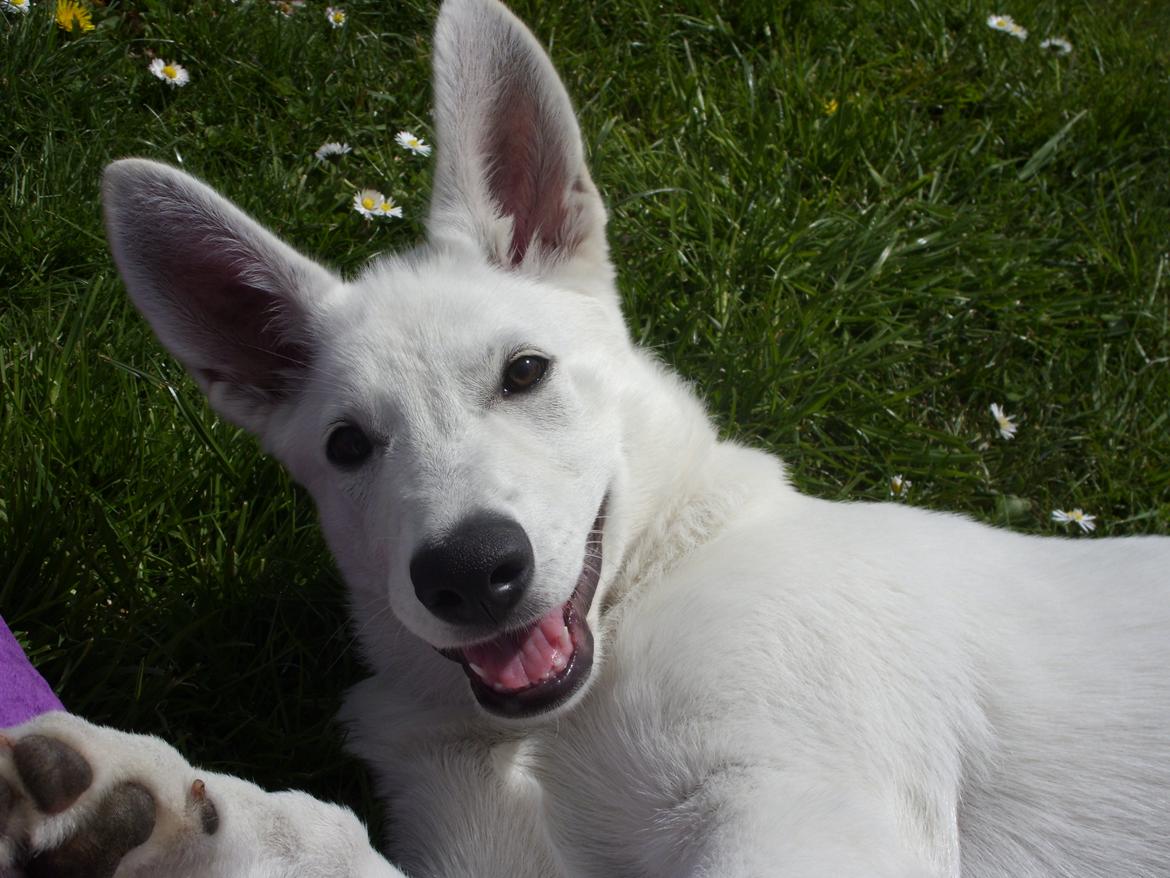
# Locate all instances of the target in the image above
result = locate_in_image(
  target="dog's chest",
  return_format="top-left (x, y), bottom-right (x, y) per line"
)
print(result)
top-left (501, 673), bottom-right (740, 874)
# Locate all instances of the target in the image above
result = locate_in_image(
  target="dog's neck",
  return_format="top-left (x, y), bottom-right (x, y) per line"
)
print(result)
top-left (600, 348), bottom-right (790, 617)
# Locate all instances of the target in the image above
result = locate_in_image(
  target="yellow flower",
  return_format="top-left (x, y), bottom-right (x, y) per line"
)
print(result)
top-left (55, 0), bottom-right (94, 32)
top-left (823, 98), bottom-right (839, 117)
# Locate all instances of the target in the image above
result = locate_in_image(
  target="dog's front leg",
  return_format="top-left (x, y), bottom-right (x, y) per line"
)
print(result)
top-left (0, 712), bottom-right (407, 878)
top-left (644, 776), bottom-right (944, 878)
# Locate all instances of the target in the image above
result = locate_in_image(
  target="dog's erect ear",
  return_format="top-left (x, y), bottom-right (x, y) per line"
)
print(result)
top-left (102, 158), bottom-right (339, 435)
top-left (428, 0), bottom-right (612, 287)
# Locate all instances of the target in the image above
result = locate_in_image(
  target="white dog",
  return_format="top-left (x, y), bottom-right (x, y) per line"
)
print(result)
top-left (3, 0), bottom-right (1168, 875)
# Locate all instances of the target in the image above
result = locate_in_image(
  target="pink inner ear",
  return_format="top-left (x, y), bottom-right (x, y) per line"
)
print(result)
top-left (165, 252), bottom-right (312, 399)
top-left (485, 77), bottom-right (577, 266)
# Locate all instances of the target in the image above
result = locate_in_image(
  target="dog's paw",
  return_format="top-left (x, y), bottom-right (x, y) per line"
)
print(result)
top-left (0, 712), bottom-right (403, 878)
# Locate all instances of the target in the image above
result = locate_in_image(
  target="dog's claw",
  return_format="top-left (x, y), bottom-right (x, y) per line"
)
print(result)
top-left (188, 778), bottom-right (220, 835)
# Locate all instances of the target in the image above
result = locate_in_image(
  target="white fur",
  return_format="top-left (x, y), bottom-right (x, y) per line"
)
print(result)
top-left (0, 712), bottom-right (401, 877)
top-left (11, 0), bottom-right (1170, 875)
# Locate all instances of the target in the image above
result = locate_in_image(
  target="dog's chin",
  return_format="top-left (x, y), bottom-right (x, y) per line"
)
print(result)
top-left (439, 502), bottom-right (606, 720)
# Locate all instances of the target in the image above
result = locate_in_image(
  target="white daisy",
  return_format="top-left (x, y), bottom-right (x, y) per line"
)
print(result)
top-left (353, 189), bottom-right (385, 219)
top-left (889, 474), bottom-right (911, 499)
top-left (377, 195), bottom-right (403, 219)
top-left (1040, 37), bottom-right (1072, 55)
top-left (149, 59), bottom-right (191, 88)
top-left (986, 13), bottom-right (1015, 32)
top-left (395, 130), bottom-right (433, 157)
top-left (314, 141), bottom-right (352, 160)
top-left (1, 0), bottom-right (32, 14)
top-left (325, 6), bottom-right (346, 27)
top-left (1052, 508), bottom-right (1097, 533)
top-left (987, 13), bottom-right (1027, 40)
top-left (989, 403), bottom-right (1018, 440)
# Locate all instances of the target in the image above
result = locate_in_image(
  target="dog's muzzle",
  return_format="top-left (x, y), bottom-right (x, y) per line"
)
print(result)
top-left (433, 500), bottom-right (606, 718)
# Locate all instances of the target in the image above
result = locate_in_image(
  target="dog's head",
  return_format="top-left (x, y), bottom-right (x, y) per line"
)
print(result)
top-left (103, 0), bottom-right (640, 720)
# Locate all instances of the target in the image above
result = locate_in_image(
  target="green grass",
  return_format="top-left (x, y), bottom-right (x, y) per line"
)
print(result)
top-left (2, 0), bottom-right (1169, 830)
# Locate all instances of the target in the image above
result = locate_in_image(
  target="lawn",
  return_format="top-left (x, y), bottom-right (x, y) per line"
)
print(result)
top-left (2, 0), bottom-right (1168, 830)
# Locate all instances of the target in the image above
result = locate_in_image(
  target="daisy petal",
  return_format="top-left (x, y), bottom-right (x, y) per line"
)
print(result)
top-left (315, 141), bottom-right (352, 160)
top-left (1052, 509), bottom-right (1097, 533)
top-left (989, 402), bottom-right (1018, 440)
top-left (395, 130), bottom-right (433, 156)
top-left (353, 188), bottom-right (385, 219)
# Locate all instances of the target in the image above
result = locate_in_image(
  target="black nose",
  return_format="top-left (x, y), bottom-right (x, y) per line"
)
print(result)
top-left (410, 513), bottom-right (533, 627)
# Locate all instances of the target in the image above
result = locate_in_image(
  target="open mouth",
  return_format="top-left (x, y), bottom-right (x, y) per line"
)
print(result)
top-left (440, 501), bottom-right (605, 718)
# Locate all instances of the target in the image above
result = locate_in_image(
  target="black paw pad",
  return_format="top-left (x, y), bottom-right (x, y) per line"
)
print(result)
top-left (13, 736), bottom-right (93, 816)
top-left (26, 781), bottom-right (156, 878)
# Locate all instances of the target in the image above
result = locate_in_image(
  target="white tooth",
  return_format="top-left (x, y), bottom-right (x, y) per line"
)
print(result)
top-left (469, 663), bottom-right (487, 678)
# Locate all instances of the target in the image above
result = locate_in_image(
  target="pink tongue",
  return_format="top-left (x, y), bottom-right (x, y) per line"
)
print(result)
top-left (462, 604), bottom-right (573, 692)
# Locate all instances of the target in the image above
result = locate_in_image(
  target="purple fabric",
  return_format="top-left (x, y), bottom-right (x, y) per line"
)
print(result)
top-left (0, 615), bottom-right (64, 728)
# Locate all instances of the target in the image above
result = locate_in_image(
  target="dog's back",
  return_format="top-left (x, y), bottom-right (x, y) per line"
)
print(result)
top-left (955, 532), bottom-right (1170, 876)
top-left (590, 466), bottom-right (1170, 877)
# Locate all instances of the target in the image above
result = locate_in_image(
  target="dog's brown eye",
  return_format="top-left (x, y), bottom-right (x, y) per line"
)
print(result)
top-left (326, 424), bottom-right (373, 468)
top-left (503, 355), bottom-right (549, 395)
